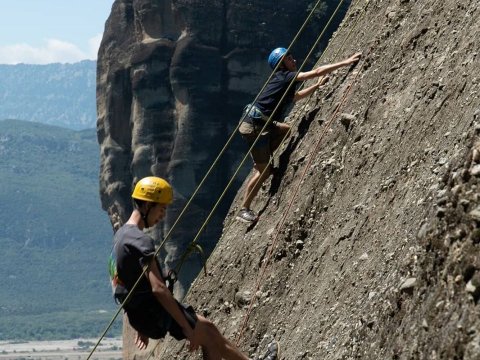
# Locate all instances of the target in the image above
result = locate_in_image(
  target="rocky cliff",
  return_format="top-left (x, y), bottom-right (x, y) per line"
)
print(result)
top-left (98, 0), bottom-right (480, 358)
top-left (149, 0), bottom-right (479, 359)
top-left (97, 0), bottom-right (345, 293)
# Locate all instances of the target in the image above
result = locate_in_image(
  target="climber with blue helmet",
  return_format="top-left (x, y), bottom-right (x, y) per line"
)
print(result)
top-left (237, 47), bottom-right (361, 223)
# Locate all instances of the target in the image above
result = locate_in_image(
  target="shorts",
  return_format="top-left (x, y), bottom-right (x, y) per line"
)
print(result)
top-left (239, 117), bottom-right (283, 165)
top-left (125, 293), bottom-right (197, 340)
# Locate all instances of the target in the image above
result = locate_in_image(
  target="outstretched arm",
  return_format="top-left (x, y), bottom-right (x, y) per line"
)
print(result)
top-left (294, 75), bottom-right (329, 101)
top-left (296, 52), bottom-right (362, 81)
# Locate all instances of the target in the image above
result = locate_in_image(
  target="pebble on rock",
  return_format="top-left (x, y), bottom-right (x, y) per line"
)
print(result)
top-left (400, 277), bottom-right (417, 293)
top-left (469, 207), bottom-right (480, 222)
top-left (470, 164), bottom-right (480, 176)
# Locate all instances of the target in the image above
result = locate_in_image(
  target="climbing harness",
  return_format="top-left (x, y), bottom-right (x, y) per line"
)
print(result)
top-left (243, 103), bottom-right (270, 123)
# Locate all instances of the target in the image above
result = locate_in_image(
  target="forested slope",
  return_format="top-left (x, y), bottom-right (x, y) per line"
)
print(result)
top-left (0, 120), bottom-right (118, 340)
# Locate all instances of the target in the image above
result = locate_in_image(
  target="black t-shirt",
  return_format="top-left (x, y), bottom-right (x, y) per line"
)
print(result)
top-left (112, 224), bottom-right (198, 338)
top-left (114, 224), bottom-right (161, 298)
top-left (255, 70), bottom-right (298, 118)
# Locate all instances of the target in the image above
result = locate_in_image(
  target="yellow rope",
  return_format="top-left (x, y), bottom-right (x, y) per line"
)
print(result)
top-left (86, 1), bottom-right (330, 358)
top-left (144, 0), bottom-right (360, 357)
top-left (145, 0), bottom-right (374, 356)
top-left (174, 0), bottom-right (347, 277)
top-left (235, 1), bottom-right (373, 344)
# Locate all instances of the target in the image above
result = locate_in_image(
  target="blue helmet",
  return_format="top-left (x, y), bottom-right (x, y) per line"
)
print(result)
top-left (268, 47), bottom-right (288, 69)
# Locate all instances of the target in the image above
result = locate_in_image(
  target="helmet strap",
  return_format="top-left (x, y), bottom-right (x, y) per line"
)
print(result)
top-left (141, 206), bottom-right (151, 228)
top-left (133, 199), bottom-right (152, 229)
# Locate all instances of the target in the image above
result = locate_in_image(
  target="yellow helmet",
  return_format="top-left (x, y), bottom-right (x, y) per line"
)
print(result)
top-left (132, 176), bottom-right (173, 204)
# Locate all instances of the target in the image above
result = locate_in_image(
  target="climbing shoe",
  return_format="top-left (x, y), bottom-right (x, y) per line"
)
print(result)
top-left (256, 340), bottom-right (279, 360)
top-left (236, 208), bottom-right (258, 223)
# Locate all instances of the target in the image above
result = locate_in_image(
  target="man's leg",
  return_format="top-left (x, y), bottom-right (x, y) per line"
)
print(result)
top-left (241, 162), bottom-right (271, 210)
top-left (270, 122), bottom-right (291, 154)
top-left (195, 316), bottom-right (249, 360)
top-left (237, 129), bottom-right (272, 222)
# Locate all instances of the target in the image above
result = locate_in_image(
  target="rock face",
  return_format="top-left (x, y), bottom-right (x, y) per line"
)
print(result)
top-left (97, 0), bottom-right (343, 294)
top-left (151, 0), bottom-right (480, 359)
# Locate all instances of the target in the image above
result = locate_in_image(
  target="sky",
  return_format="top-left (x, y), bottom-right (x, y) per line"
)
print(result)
top-left (0, 0), bottom-right (114, 64)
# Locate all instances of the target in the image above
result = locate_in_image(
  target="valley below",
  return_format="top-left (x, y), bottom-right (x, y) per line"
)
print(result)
top-left (0, 338), bottom-right (122, 360)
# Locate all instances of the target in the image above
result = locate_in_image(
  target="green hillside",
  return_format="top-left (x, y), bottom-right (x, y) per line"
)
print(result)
top-left (0, 119), bottom-right (121, 340)
top-left (0, 61), bottom-right (96, 130)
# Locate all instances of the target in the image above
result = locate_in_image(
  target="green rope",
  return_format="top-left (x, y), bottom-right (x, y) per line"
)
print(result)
top-left (175, 0), bottom-right (348, 280)
top-left (86, 1), bottom-right (328, 359)
top-left (144, 0), bottom-right (372, 356)
top-left (235, 0), bottom-right (372, 345)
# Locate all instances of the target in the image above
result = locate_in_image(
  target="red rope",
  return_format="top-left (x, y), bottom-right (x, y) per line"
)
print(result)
top-left (235, 45), bottom-right (373, 345)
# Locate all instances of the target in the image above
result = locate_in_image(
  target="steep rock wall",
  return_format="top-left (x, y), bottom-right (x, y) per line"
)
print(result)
top-left (151, 0), bottom-right (480, 359)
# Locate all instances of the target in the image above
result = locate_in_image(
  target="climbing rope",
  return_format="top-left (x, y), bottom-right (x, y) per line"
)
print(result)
top-left (142, 1), bottom-right (354, 357)
top-left (210, 0), bottom-right (369, 247)
top-left (172, 0), bottom-right (348, 278)
top-left (141, 2), bottom-right (365, 359)
top-left (234, 0), bottom-right (373, 345)
top-left (86, 1), bottom-right (331, 358)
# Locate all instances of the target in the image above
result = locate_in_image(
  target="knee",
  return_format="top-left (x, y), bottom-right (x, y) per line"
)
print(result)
top-left (254, 163), bottom-right (271, 175)
top-left (205, 320), bottom-right (219, 336)
top-left (197, 317), bottom-right (221, 339)
top-left (277, 122), bottom-right (290, 131)
top-left (262, 164), bottom-right (273, 178)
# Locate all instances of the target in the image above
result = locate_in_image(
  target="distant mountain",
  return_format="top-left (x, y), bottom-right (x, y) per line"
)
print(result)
top-left (0, 119), bottom-right (120, 340)
top-left (0, 61), bottom-right (96, 130)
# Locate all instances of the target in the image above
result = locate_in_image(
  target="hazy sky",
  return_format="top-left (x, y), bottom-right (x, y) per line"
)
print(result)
top-left (0, 0), bottom-right (114, 64)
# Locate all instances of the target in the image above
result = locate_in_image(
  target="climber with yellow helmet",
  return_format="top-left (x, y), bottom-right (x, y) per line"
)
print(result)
top-left (109, 176), bottom-right (278, 359)
top-left (237, 48), bottom-right (362, 223)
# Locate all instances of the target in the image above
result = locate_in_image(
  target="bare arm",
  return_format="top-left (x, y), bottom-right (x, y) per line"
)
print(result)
top-left (296, 52), bottom-right (362, 81)
top-left (145, 258), bottom-right (197, 346)
top-left (294, 76), bottom-right (329, 101)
